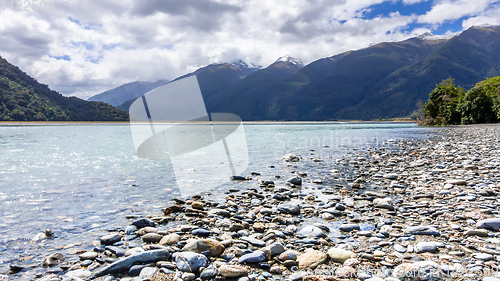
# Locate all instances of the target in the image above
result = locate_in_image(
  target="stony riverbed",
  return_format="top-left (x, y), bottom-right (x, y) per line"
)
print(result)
top-left (5, 125), bottom-right (500, 281)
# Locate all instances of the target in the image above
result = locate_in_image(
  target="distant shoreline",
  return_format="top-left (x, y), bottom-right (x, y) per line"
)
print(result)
top-left (0, 120), bottom-right (417, 126)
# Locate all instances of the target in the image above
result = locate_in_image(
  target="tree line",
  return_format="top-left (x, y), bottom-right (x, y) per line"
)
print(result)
top-left (421, 77), bottom-right (500, 126)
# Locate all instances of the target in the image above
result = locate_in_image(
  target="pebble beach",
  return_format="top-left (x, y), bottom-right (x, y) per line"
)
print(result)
top-left (7, 124), bottom-right (500, 281)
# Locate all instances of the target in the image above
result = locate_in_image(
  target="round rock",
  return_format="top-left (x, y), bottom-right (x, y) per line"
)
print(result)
top-left (172, 252), bottom-right (208, 273)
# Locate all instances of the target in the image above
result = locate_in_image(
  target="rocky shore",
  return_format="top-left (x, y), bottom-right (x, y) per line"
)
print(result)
top-left (8, 125), bottom-right (500, 281)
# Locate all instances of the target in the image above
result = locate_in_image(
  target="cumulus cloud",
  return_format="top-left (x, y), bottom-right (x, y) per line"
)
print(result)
top-left (462, 3), bottom-right (500, 28)
top-left (417, 0), bottom-right (494, 24)
top-left (402, 0), bottom-right (428, 4)
top-left (0, 0), bottom-right (497, 99)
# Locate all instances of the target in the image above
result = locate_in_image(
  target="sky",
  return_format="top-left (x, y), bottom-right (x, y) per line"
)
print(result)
top-left (0, 0), bottom-right (500, 99)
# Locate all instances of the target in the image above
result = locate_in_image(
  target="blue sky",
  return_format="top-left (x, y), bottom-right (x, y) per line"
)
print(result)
top-left (363, 0), bottom-right (472, 34)
top-left (0, 0), bottom-right (499, 99)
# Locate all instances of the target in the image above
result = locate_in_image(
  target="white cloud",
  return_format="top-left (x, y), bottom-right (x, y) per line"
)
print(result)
top-left (402, 0), bottom-right (428, 5)
top-left (417, 0), bottom-right (494, 24)
top-left (0, 0), bottom-right (497, 99)
top-left (462, 3), bottom-right (500, 28)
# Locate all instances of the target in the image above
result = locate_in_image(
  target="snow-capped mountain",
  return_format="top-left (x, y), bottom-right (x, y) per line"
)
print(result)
top-left (230, 59), bottom-right (261, 70)
top-left (417, 31), bottom-right (458, 41)
top-left (274, 56), bottom-right (304, 67)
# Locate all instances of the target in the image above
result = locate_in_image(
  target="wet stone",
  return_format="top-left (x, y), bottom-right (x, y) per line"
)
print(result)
top-left (48, 126), bottom-right (500, 281)
top-left (282, 153), bottom-right (300, 162)
top-left (79, 251), bottom-right (98, 260)
top-left (125, 225), bottom-right (138, 235)
top-left (191, 201), bottom-right (204, 210)
top-left (296, 225), bottom-right (327, 238)
top-left (286, 177), bottom-right (302, 186)
top-left (100, 233), bottom-right (122, 245)
top-left (43, 253), bottom-right (64, 267)
top-left (142, 233), bottom-right (162, 243)
top-left (131, 218), bottom-right (155, 229)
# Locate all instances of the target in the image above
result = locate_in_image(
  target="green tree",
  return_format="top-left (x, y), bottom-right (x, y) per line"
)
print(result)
top-left (460, 77), bottom-right (500, 124)
top-left (422, 78), bottom-right (464, 125)
top-left (10, 108), bottom-right (26, 120)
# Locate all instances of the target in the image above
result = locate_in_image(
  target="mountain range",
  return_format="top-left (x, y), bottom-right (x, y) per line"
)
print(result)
top-left (0, 56), bottom-right (128, 121)
top-left (112, 60), bottom-right (261, 111)
top-left (3, 25), bottom-right (499, 122)
top-left (93, 25), bottom-right (500, 120)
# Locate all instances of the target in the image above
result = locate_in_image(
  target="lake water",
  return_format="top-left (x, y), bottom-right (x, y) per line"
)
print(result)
top-left (0, 122), bottom-right (430, 277)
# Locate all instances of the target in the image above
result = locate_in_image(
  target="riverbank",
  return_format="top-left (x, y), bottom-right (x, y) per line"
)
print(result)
top-left (7, 124), bottom-right (500, 281)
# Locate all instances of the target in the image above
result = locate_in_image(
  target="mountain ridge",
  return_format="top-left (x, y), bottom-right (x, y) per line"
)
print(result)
top-left (0, 56), bottom-right (128, 121)
top-left (112, 61), bottom-right (260, 111)
top-left (206, 25), bottom-right (500, 120)
top-left (88, 80), bottom-right (168, 107)
top-left (83, 25), bottom-right (500, 120)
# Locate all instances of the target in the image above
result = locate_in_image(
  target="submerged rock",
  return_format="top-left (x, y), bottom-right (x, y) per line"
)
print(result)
top-left (296, 225), bottom-right (327, 238)
top-left (282, 153), bottom-right (300, 162)
top-left (278, 202), bottom-right (300, 215)
top-left (131, 218), bottom-right (155, 228)
top-left (286, 177), bottom-right (302, 186)
top-left (43, 253), bottom-right (64, 267)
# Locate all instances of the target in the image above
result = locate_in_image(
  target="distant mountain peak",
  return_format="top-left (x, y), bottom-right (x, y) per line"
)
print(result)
top-left (274, 56), bottom-right (304, 67)
top-left (417, 31), bottom-right (457, 41)
top-left (88, 79), bottom-right (168, 107)
top-left (230, 60), bottom-right (261, 70)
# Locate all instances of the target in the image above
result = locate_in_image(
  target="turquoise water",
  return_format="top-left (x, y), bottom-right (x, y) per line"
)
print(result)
top-left (0, 122), bottom-right (429, 276)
